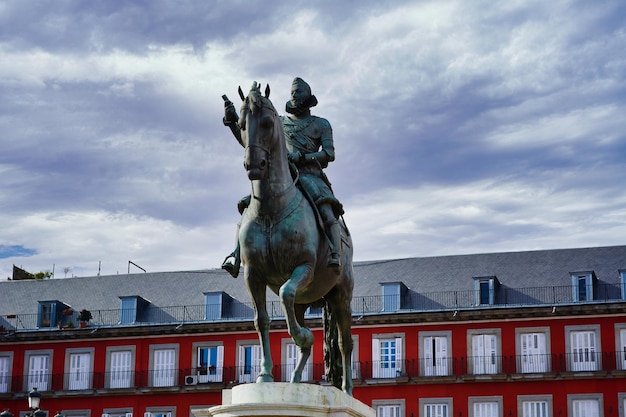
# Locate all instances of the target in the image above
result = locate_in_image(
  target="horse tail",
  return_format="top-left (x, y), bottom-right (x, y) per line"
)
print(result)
top-left (323, 298), bottom-right (342, 390)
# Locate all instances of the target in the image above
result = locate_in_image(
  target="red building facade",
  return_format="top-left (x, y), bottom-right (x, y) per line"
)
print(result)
top-left (1, 245), bottom-right (625, 417)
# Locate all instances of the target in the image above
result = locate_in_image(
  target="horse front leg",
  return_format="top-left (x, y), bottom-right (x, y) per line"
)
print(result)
top-left (245, 271), bottom-right (274, 382)
top-left (326, 287), bottom-right (354, 395)
top-left (291, 304), bottom-right (311, 383)
top-left (279, 264), bottom-right (315, 349)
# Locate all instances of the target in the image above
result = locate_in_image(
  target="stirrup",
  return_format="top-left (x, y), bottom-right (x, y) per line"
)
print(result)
top-left (327, 252), bottom-right (341, 274)
top-left (221, 254), bottom-right (240, 278)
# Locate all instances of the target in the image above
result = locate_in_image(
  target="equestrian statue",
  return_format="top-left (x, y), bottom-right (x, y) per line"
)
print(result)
top-left (221, 79), bottom-right (354, 395)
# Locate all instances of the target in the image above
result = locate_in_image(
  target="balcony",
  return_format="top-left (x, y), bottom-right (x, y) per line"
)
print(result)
top-left (1, 352), bottom-right (622, 397)
top-left (1, 283), bottom-right (623, 332)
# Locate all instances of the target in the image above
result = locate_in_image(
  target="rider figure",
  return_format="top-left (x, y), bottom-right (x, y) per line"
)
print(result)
top-left (221, 77), bottom-right (344, 277)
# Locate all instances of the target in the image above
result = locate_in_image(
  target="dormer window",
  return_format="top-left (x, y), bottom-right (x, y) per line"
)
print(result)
top-left (37, 300), bottom-right (70, 328)
top-left (620, 270), bottom-right (626, 300)
top-left (473, 276), bottom-right (499, 306)
top-left (570, 272), bottom-right (597, 302)
top-left (204, 292), bottom-right (232, 321)
top-left (119, 296), bottom-right (149, 324)
top-left (381, 282), bottom-right (407, 312)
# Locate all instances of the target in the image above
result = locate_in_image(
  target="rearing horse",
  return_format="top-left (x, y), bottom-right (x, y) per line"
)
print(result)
top-left (235, 82), bottom-right (354, 394)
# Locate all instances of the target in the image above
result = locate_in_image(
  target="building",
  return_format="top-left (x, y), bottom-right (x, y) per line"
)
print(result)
top-left (1, 245), bottom-right (625, 417)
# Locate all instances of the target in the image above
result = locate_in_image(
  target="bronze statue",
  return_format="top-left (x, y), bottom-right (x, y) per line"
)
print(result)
top-left (220, 81), bottom-right (354, 394)
top-left (222, 77), bottom-right (344, 277)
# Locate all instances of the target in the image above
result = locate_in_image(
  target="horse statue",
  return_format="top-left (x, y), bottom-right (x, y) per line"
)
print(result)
top-left (230, 82), bottom-right (354, 395)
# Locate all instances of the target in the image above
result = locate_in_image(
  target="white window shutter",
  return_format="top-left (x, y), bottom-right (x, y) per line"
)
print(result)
top-left (395, 337), bottom-right (403, 373)
top-left (372, 338), bottom-right (380, 378)
top-left (216, 345), bottom-right (224, 381)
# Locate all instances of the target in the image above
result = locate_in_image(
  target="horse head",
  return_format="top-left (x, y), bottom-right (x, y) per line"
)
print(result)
top-left (238, 82), bottom-right (281, 181)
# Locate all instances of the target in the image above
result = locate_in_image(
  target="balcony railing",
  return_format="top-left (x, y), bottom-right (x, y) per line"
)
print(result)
top-left (1, 283), bottom-right (623, 332)
top-left (1, 352), bottom-right (622, 395)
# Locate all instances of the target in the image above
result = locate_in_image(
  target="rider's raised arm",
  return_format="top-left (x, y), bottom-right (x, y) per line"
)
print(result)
top-left (222, 95), bottom-right (243, 147)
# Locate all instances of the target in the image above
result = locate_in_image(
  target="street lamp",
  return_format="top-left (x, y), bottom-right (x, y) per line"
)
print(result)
top-left (28, 387), bottom-right (41, 409)
top-left (27, 387), bottom-right (46, 417)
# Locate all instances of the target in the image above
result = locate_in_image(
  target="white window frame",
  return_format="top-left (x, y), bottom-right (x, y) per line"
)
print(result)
top-left (419, 398), bottom-right (452, 417)
top-left (24, 349), bottom-right (53, 391)
top-left (419, 331), bottom-right (452, 377)
top-left (618, 393), bottom-right (626, 417)
top-left (282, 339), bottom-right (312, 382)
top-left (148, 344), bottom-right (179, 387)
top-left (617, 324), bottom-right (626, 371)
top-left (568, 394), bottom-right (603, 417)
top-left (192, 342), bottom-right (224, 383)
top-left (565, 325), bottom-right (601, 372)
top-left (237, 340), bottom-right (262, 384)
top-left (373, 399), bottom-right (405, 417)
top-left (515, 327), bottom-right (551, 374)
top-left (65, 347), bottom-right (94, 390)
top-left (469, 396), bottom-right (503, 417)
top-left (144, 408), bottom-right (174, 417)
top-left (467, 329), bottom-right (501, 375)
top-left (518, 395), bottom-right (553, 417)
top-left (0, 352), bottom-right (13, 393)
top-left (103, 409), bottom-right (133, 417)
top-left (474, 277), bottom-right (498, 306)
top-left (105, 346), bottom-right (136, 389)
top-left (372, 333), bottom-right (404, 379)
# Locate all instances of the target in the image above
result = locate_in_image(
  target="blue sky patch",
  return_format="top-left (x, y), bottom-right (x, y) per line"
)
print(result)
top-left (0, 245), bottom-right (37, 259)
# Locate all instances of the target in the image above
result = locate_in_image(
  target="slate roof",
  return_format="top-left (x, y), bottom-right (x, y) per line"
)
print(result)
top-left (1, 245), bottom-right (624, 317)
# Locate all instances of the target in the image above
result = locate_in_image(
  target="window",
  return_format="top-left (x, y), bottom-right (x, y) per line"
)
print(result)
top-left (473, 277), bottom-right (499, 306)
top-left (193, 343), bottom-right (224, 383)
top-left (469, 397), bottom-right (502, 417)
top-left (204, 292), bottom-right (231, 321)
top-left (419, 398), bottom-right (452, 417)
top-left (419, 331), bottom-right (452, 376)
top-left (468, 330), bottom-right (501, 375)
top-left (238, 341), bottom-right (261, 383)
top-left (372, 334), bottom-right (404, 378)
top-left (516, 328), bottom-right (550, 373)
top-left (144, 408), bottom-right (175, 417)
top-left (65, 348), bottom-right (94, 390)
top-left (0, 352), bottom-right (13, 393)
top-left (24, 350), bottom-right (53, 391)
top-left (149, 344), bottom-right (179, 387)
top-left (568, 394), bottom-right (603, 417)
top-left (282, 340), bottom-right (311, 382)
top-left (518, 395), bottom-right (552, 417)
top-left (119, 296), bottom-right (144, 324)
top-left (373, 400), bottom-right (404, 417)
top-left (106, 346), bottom-right (135, 389)
top-left (618, 394), bottom-right (626, 417)
top-left (570, 272), bottom-right (596, 302)
top-left (103, 409), bottom-right (133, 417)
top-left (620, 270), bottom-right (626, 300)
top-left (565, 326), bottom-right (600, 372)
top-left (37, 301), bottom-right (66, 328)
top-left (381, 282), bottom-right (406, 312)
top-left (615, 324), bottom-right (626, 371)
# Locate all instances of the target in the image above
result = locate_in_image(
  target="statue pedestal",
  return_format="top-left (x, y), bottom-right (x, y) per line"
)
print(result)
top-left (194, 383), bottom-right (375, 417)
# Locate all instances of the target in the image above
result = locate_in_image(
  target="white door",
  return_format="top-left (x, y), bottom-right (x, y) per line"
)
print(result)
top-left (238, 345), bottom-right (262, 383)
top-left (474, 402), bottom-right (498, 417)
top-left (28, 355), bottom-right (49, 391)
top-left (372, 338), bottom-right (403, 378)
top-left (424, 336), bottom-right (449, 376)
top-left (472, 335), bottom-right (497, 374)
top-left (284, 343), bottom-right (311, 382)
top-left (425, 403), bottom-right (448, 417)
top-left (572, 400), bottom-right (599, 417)
top-left (68, 353), bottom-right (90, 390)
top-left (619, 329), bottom-right (626, 370)
top-left (521, 333), bottom-right (547, 373)
top-left (377, 405), bottom-right (401, 417)
top-left (153, 349), bottom-right (176, 387)
top-left (522, 401), bottom-right (548, 417)
top-left (110, 350), bottom-right (132, 388)
top-left (571, 331), bottom-right (597, 371)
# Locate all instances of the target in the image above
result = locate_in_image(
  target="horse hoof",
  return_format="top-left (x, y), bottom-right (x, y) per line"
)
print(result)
top-left (256, 373), bottom-right (274, 383)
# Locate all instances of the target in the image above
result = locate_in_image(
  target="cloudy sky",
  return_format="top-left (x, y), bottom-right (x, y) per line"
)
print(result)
top-left (1, 0), bottom-right (625, 279)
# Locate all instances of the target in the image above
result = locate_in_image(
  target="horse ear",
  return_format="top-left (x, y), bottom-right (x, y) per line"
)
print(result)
top-left (265, 84), bottom-right (270, 98)
top-left (238, 86), bottom-right (245, 101)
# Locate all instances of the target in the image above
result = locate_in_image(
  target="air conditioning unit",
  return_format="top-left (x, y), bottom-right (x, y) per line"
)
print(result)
top-left (185, 375), bottom-right (198, 386)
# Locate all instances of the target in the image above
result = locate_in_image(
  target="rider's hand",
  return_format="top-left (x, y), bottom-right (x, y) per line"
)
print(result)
top-left (288, 151), bottom-right (303, 163)
top-left (224, 103), bottom-right (238, 124)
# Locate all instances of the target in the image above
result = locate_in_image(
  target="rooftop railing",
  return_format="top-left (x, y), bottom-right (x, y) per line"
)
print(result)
top-left (1, 283), bottom-right (624, 332)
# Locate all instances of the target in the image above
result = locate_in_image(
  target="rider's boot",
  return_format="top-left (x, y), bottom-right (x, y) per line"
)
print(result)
top-left (221, 243), bottom-right (241, 278)
top-left (326, 220), bottom-right (342, 274)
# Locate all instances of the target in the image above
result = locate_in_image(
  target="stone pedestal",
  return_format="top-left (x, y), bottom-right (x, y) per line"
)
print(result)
top-left (193, 383), bottom-right (375, 417)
